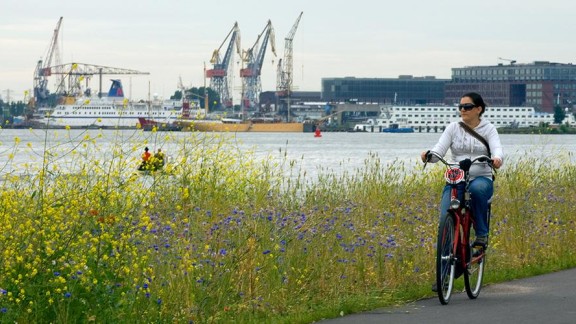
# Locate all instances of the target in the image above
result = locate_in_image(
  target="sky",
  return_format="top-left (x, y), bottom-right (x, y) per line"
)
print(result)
top-left (2, 0), bottom-right (576, 103)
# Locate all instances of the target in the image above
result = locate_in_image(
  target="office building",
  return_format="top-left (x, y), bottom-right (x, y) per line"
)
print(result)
top-left (319, 61), bottom-right (576, 113)
top-left (321, 76), bottom-right (448, 105)
top-left (446, 61), bottom-right (576, 112)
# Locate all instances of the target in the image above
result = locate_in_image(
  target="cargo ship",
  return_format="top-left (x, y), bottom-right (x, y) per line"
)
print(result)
top-left (142, 112), bottom-right (309, 133)
top-left (177, 118), bottom-right (306, 132)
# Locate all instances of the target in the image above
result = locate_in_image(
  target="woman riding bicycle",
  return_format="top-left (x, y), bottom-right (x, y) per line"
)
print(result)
top-left (421, 92), bottom-right (504, 249)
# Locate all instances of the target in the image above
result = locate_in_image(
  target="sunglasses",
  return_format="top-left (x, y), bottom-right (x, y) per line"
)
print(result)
top-left (458, 103), bottom-right (477, 111)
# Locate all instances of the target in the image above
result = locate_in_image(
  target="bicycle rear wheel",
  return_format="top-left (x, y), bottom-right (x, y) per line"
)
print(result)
top-left (436, 213), bottom-right (455, 305)
top-left (464, 224), bottom-right (485, 299)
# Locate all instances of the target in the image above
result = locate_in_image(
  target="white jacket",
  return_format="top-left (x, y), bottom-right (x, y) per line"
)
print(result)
top-left (429, 119), bottom-right (504, 180)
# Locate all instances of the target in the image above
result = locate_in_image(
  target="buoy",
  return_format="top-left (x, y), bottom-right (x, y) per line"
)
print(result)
top-left (314, 128), bottom-right (322, 137)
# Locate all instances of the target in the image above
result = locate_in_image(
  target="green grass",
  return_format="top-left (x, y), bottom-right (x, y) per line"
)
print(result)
top-left (0, 128), bottom-right (575, 323)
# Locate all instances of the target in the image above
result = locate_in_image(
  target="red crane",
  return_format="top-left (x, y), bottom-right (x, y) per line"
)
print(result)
top-left (240, 20), bottom-right (276, 110)
top-left (205, 22), bottom-right (241, 108)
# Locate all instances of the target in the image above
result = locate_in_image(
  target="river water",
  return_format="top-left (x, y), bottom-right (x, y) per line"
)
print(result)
top-left (1, 128), bottom-right (575, 177)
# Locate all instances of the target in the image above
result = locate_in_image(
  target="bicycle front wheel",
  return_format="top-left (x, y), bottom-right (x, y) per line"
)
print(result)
top-left (436, 213), bottom-right (455, 305)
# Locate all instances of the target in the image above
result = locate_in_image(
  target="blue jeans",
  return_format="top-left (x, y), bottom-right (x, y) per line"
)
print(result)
top-left (439, 176), bottom-right (493, 237)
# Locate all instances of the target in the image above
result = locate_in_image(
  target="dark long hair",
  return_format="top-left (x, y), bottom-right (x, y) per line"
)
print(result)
top-left (462, 92), bottom-right (486, 116)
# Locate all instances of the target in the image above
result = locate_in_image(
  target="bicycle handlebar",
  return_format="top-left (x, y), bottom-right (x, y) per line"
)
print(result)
top-left (424, 150), bottom-right (494, 171)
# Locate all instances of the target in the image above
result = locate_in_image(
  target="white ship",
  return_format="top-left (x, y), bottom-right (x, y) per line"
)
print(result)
top-left (354, 105), bottom-right (576, 132)
top-left (43, 80), bottom-right (204, 128)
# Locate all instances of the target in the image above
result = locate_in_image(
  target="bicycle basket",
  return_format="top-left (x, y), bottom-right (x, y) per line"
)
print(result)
top-left (444, 167), bottom-right (465, 184)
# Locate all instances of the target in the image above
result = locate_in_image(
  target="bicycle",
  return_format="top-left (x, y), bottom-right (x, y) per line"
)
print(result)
top-left (424, 151), bottom-right (494, 305)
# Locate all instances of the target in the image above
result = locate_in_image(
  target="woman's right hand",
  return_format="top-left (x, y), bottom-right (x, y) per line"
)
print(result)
top-left (491, 156), bottom-right (503, 169)
top-left (420, 151), bottom-right (429, 163)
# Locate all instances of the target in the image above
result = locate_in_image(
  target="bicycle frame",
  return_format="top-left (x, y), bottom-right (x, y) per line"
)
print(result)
top-left (446, 169), bottom-right (483, 271)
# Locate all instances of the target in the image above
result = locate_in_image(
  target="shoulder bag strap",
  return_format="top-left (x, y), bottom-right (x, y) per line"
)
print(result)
top-left (459, 121), bottom-right (496, 180)
top-left (459, 121), bottom-right (491, 157)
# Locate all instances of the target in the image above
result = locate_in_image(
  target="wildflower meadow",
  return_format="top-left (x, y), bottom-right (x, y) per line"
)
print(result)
top-left (0, 128), bottom-right (575, 323)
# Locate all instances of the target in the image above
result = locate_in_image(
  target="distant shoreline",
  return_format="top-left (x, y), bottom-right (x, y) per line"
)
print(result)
top-left (498, 126), bottom-right (576, 135)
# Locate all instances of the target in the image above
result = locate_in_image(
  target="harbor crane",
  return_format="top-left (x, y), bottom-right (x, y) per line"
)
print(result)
top-left (240, 20), bottom-right (276, 110)
top-left (44, 62), bottom-right (149, 99)
top-left (276, 11), bottom-right (303, 120)
top-left (32, 17), bottom-right (149, 108)
top-left (205, 22), bottom-right (241, 108)
top-left (33, 16), bottom-right (63, 107)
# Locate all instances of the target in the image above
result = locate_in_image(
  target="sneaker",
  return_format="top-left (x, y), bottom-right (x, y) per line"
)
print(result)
top-left (472, 247), bottom-right (485, 258)
top-left (473, 236), bottom-right (488, 249)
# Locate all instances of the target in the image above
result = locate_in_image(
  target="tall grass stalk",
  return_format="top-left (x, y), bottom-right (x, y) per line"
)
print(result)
top-left (0, 128), bottom-right (574, 323)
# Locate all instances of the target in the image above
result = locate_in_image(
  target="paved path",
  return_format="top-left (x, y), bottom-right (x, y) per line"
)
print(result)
top-left (319, 267), bottom-right (576, 324)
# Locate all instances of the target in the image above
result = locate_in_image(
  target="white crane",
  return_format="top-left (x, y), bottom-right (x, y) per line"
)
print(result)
top-left (498, 57), bottom-right (517, 65)
top-left (33, 17), bottom-right (63, 107)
